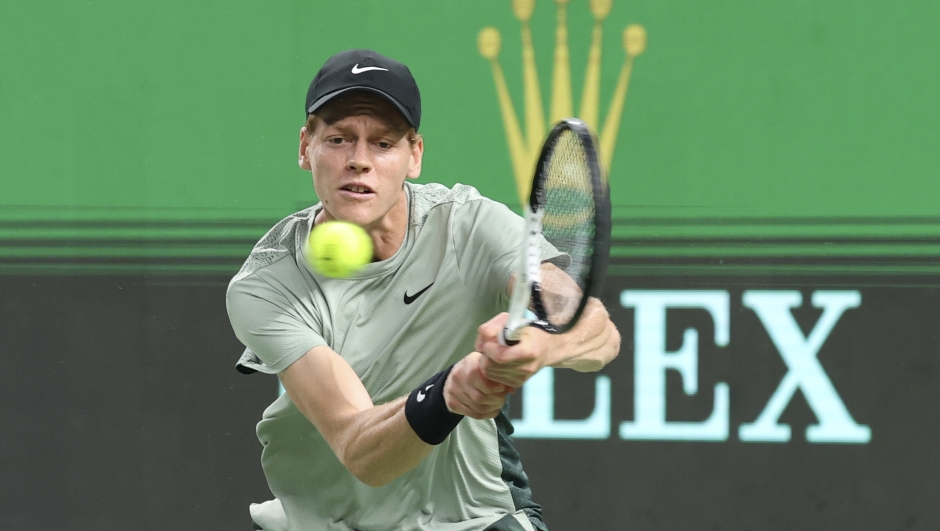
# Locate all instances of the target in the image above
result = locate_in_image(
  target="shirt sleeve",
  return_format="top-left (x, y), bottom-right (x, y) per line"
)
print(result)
top-left (226, 274), bottom-right (328, 374)
top-left (452, 197), bottom-right (564, 313)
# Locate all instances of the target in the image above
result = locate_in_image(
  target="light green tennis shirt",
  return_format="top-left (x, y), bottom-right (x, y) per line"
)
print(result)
top-left (227, 183), bottom-right (556, 531)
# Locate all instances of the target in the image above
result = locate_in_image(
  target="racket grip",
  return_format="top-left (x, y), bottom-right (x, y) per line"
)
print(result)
top-left (499, 327), bottom-right (520, 347)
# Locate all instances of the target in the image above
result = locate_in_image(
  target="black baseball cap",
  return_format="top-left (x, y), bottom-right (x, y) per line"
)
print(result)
top-left (305, 49), bottom-right (421, 130)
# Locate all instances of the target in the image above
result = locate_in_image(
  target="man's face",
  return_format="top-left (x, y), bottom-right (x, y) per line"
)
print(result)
top-left (300, 93), bottom-right (423, 229)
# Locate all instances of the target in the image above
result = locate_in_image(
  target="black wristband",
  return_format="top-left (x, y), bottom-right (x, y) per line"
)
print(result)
top-left (404, 364), bottom-right (464, 445)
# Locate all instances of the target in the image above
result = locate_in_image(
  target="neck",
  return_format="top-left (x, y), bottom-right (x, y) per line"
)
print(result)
top-left (366, 188), bottom-right (409, 261)
top-left (314, 187), bottom-right (409, 262)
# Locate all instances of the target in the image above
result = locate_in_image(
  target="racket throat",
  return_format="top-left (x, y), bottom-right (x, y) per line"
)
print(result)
top-left (502, 207), bottom-right (546, 346)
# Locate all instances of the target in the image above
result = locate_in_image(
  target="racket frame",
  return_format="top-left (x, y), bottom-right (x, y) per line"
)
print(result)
top-left (501, 118), bottom-right (611, 345)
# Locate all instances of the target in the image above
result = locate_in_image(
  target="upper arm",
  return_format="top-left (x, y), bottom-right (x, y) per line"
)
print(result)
top-left (227, 276), bottom-right (372, 457)
top-left (228, 272), bottom-right (430, 485)
top-left (226, 275), bottom-right (327, 372)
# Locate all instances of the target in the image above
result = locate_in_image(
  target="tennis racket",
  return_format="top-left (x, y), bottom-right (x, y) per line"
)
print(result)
top-left (500, 118), bottom-right (611, 345)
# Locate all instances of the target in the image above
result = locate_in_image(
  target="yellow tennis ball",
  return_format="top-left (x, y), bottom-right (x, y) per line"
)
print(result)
top-left (307, 221), bottom-right (373, 278)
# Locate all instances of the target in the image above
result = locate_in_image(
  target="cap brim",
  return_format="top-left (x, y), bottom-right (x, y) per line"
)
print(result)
top-left (306, 87), bottom-right (418, 130)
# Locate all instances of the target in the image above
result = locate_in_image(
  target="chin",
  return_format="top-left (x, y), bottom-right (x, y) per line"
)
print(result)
top-left (329, 208), bottom-right (377, 227)
top-left (325, 195), bottom-right (397, 228)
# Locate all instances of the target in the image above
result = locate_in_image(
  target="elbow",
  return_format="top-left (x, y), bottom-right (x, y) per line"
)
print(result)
top-left (594, 302), bottom-right (621, 366)
top-left (575, 358), bottom-right (605, 373)
top-left (585, 321), bottom-right (621, 372)
top-left (604, 322), bottom-right (622, 366)
top-left (561, 318), bottom-right (621, 372)
top-left (351, 468), bottom-right (393, 488)
top-left (340, 452), bottom-right (405, 488)
top-left (343, 458), bottom-right (393, 488)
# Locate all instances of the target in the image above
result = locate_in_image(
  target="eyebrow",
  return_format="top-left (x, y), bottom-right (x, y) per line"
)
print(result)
top-left (326, 121), bottom-right (407, 139)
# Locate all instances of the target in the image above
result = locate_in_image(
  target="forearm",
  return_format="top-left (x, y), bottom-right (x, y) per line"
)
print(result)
top-left (547, 298), bottom-right (621, 372)
top-left (280, 347), bottom-right (433, 488)
top-left (328, 397), bottom-right (432, 487)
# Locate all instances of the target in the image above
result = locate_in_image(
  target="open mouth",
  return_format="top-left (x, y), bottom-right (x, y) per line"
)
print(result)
top-left (341, 184), bottom-right (375, 195)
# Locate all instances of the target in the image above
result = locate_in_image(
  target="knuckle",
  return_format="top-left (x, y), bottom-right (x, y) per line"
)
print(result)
top-left (469, 403), bottom-right (489, 416)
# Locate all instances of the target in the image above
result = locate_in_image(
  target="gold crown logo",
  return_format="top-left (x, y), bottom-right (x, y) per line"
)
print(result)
top-left (478, 0), bottom-right (647, 206)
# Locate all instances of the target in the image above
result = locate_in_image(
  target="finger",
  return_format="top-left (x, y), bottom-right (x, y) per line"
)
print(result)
top-left (450, 364), bottom-right (508, 409)
top-left (464, 383), bottom-right (508, 408)
top-left (457, 390), bottom-right (507, 419)
top-left (480, 368), bottom-right (525, 388)
top-left (444, 357), bottom-right (488, 414)
top-left (478, 312), bottom-right (509, 335)
top-left (475, 313), bottom-right (509, 349)
top-left (487, 330), bottom-right (542, 363)
top-left (481, 359), bottom-right (538, 388)
top-left (479, 360), bottom-right (512, 382)
top-left (446, 387), bottom-right (496, 418)
top-left (478, 407), bottom-right (504, 420)
top-left (474, 358), bottom-right (513, 392)
top-left (487, 347), bottom-right (529, 366)
top-left (479, 357), bottom-right (521, 387)
top-left (470, 371), bottom-right (509, 395)
top-left (463, 406), bottom-right (502, 421)
top-left (477, 336), bottom-right (527, 362)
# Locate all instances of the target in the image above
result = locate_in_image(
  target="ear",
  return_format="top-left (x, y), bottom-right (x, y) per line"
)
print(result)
top-left (299, 126), bottom-right (312, 170)
top-left (406, 135), bottom-right (424, 179)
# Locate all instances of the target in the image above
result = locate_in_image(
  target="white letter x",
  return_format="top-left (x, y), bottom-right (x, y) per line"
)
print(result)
top-left (739, 291), bottom-right (871, 444)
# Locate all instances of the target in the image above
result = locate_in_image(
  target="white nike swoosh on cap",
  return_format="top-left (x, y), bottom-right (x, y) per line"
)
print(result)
top-left (351, 64), bottom-right (389, 74)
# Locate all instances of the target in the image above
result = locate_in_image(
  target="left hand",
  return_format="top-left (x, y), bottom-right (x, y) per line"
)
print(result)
top-left (444, 352), bottom-right (514, 420)
top-left (474, 312), bottom-right (552, 388)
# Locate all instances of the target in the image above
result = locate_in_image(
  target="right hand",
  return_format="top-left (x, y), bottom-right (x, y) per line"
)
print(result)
top-left (474, 312), bottom-right (550, 388)
top-left (443, 352), bottom-right (515, 420)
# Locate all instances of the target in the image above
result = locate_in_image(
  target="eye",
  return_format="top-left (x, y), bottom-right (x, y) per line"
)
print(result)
top-left (328, 137), bottom-right (345, 144)
top-left (376, 141), bottom-right (392, 149)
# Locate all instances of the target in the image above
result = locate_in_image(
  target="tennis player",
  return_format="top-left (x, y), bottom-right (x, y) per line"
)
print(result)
top-left (227, 49), bottom-right (620, 531)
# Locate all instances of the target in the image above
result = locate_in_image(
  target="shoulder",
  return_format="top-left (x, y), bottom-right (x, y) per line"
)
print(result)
top-left (230, 206), bottom-right (317, 285)
top-left (408, 182), bottom-right (516, 228)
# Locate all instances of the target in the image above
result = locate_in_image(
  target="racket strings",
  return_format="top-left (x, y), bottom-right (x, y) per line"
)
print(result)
top-left (537, 129), bottom-right (597, 327)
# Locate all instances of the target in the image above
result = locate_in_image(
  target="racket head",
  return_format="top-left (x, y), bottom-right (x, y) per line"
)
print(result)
top-left (526, 118), bottom-right (611, 334)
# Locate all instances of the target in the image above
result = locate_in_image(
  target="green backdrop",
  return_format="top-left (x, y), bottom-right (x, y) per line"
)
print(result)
top-left (2, 0), bottom-right (939, 276)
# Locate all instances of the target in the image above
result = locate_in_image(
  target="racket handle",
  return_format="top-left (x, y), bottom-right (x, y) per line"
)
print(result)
top-left (499, 327), bottom-right (520, 347)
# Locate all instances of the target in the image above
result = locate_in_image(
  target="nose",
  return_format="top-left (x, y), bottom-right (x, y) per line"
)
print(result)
top-left (346, 141), bottom-right (373, 174)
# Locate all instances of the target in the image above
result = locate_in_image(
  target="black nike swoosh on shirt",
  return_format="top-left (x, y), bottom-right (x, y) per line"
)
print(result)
top-left (403, 282), bottom-right (434, 305)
